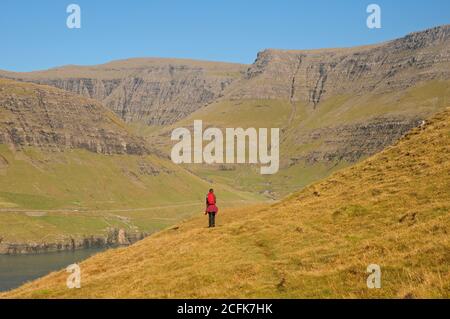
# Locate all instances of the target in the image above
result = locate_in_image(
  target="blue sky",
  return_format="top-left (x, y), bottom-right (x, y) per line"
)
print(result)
top-left (1, 0), bottom-right (449, 71)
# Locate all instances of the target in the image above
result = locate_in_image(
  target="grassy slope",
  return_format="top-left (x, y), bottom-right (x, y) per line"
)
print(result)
top-left (5, 108), bottom-right (449, 298)
top-left (0, 145), bottom-right (263, 243)
top-left (0, 79), bottom-right (265, 243)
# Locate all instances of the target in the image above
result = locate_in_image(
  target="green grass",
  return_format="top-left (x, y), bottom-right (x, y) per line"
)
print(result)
top-left (0, 145), bottom-right (264, 243)
top-left (185, 159), bottom-right (350, 198)
top-left (0, 192), bottom-right (64, 210)
top-left (0, 145), bottom-right (261, 209)
top-left (175, 98), bottom-right (292, 130)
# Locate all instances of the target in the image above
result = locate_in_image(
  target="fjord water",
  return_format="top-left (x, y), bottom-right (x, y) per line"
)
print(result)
top-left (0, 248), bottom-right (106, 292)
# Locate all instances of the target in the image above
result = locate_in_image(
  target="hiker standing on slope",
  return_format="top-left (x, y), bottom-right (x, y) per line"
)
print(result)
top-left (205, 189), bottom-right (218, 228)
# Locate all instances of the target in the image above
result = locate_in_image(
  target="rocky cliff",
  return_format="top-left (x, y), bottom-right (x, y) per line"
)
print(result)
top-left (0, 58), bottom-right (245, 125)
top-left (231, 25), bottom-right (450, 104)
top-left (0, 79), bottom-right (149, 154)
top-left (288, 117), bottom-right (424, 166)
top-left (229, 25), bottom-right (450, 169)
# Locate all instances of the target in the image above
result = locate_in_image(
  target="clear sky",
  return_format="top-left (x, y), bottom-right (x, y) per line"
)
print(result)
top-left (1, 0), bottom-right (449, 71)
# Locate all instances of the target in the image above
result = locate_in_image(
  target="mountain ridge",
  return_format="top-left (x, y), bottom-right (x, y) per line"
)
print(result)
top-left (230, 24), bottom-right (450, 103)
top-left (0, 59), bottom-right (246, 126)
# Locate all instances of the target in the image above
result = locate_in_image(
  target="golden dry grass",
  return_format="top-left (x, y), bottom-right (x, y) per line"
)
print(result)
top-left (2, 108), bottom-right (449, 299)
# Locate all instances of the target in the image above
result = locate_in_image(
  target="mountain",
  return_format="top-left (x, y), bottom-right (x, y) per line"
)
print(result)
top-left (5, 107), bottom-right (448, 298)
top-left (0, 59), bottom-right (245, 125)
top-left (149, 24), bottom-right (450, 197)
top-left (0, 79), bottom-right (262, 252)
top-left (3, 26), bottom-right (449, 198)
top-left (231, 25), bottom-right (450, 103)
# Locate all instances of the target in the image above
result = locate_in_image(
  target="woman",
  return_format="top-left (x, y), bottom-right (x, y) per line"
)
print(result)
top-left (205, 188), bottom-right (218, 228)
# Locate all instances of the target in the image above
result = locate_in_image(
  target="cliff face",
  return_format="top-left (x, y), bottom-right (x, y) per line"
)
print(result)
top-left (0, 79), bottom-right (149, 154)
top-left (0, 59), bottom-right (245, 125)
top-left (228, 25), bottom-right (450, 169)
top-left (288, 118), bottom-right (423, 166)
top-left (232, 25), bottom-right (450, 104)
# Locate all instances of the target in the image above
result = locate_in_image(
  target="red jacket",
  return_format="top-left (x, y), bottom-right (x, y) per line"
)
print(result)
top-left (205, 193), bottom-right (218, 213)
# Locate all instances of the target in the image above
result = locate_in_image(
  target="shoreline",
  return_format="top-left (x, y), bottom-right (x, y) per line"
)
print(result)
top-left (0, 228), bottom-right (148, 255)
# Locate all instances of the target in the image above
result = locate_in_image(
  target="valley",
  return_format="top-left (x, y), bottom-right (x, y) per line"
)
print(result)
top-left (0, 24), bottom-right (448, 297)
top-left (0, 79), bottom-right (263, 253)
top-left (3, 105), bottom-right (448, 298)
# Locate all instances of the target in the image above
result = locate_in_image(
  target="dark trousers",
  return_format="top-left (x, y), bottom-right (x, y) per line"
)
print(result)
top-left (208, 212), bottom-right (216, 227)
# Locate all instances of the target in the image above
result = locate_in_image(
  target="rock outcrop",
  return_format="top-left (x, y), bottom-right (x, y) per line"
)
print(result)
top-left (0, 228), bottom-right (147, 255)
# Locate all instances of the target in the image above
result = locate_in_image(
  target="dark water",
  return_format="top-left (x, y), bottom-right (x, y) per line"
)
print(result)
top-left (0, 248), bottom-right (106, 292)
